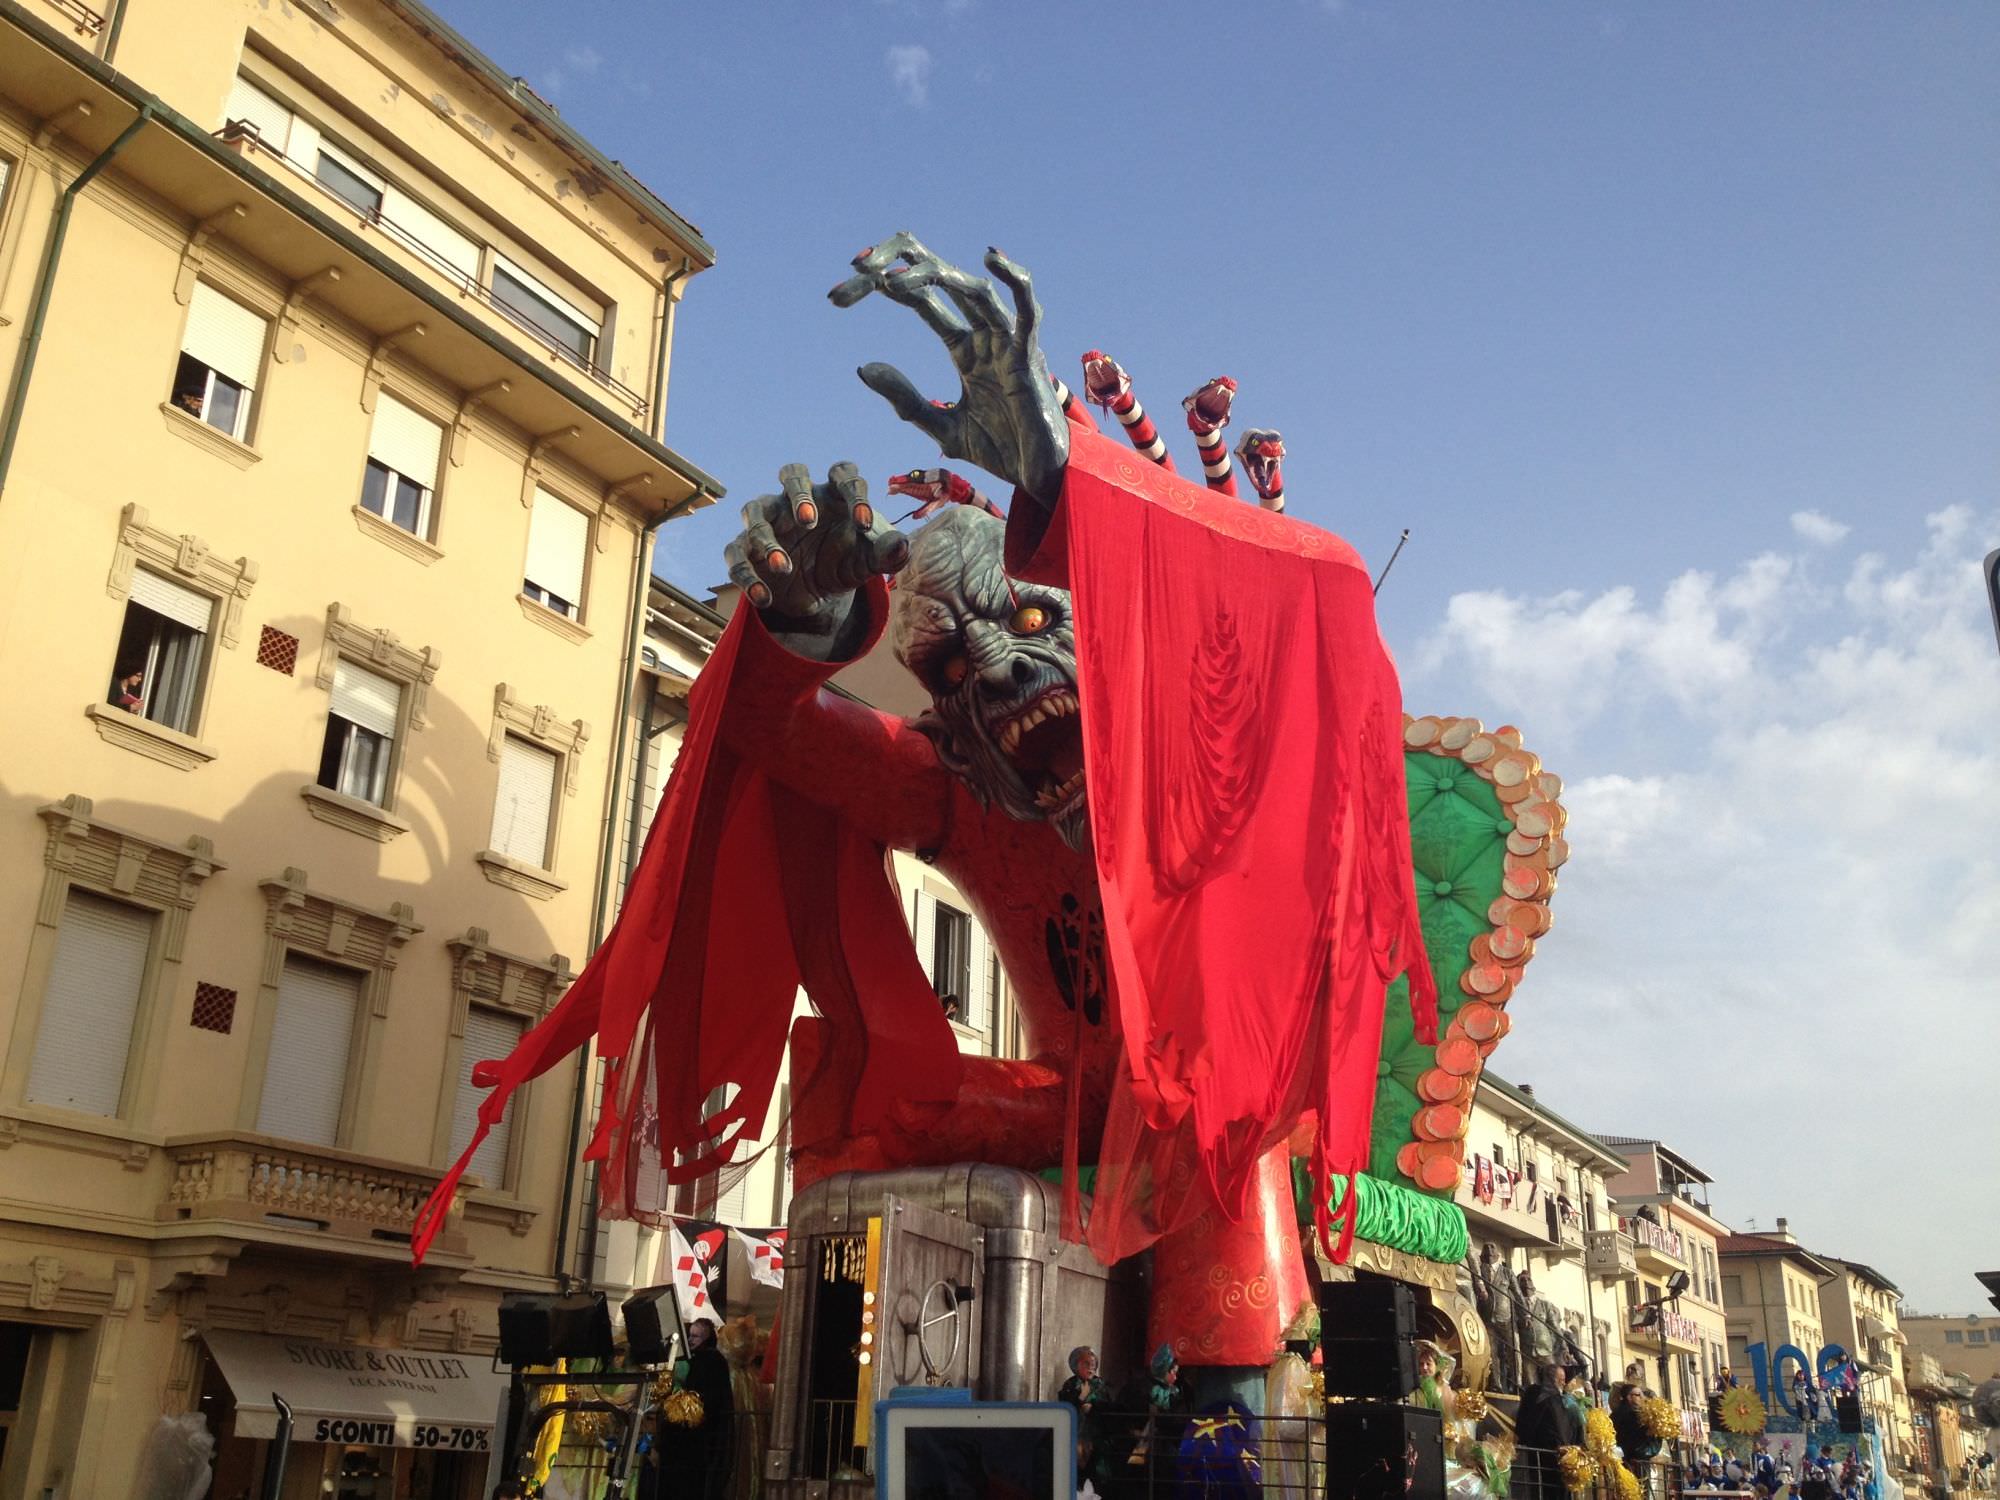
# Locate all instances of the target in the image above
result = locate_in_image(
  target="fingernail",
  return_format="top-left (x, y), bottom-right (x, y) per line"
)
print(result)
top-left (748, 583), bottom-right (771, 607)
top-left (796, 501), bottom-right (817, 526)
top-left (854, 503), bottom-right (874, 528)
top-left (767, 548), bottom-right (792, 575)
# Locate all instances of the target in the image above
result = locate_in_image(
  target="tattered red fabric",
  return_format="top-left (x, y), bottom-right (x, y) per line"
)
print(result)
top-left (1005, 417), bottom-right (1437, 1265)
top-left (410, 606), bottom-right (963, 1264)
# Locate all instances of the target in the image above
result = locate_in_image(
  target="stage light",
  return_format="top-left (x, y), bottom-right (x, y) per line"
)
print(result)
top-left (1664, 1270), bottom-right (1691, 1299)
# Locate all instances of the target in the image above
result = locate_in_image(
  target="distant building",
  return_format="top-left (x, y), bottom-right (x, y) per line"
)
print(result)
top-left (1902, 1312), bottom-right (2000, 1387)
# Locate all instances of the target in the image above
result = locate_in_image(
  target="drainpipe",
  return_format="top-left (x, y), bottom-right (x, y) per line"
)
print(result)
top-left (0, 104), bottom-right (153, 501)
top-left (649, 258), bottom-right (691, 441)
top-left (554, 485), bottom-right (712, 1283)
top-left (100, 0), bottom-right (131, 62)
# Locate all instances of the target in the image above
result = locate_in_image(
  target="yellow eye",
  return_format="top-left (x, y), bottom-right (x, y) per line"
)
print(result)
top-left (1010, 605), bottom-right (1051, 634)
top-left (941, 655), bottom-right (969, 686)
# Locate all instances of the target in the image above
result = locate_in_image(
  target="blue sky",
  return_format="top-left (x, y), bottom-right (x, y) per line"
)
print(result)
top-left (440, 1), bottom-right (2000, 1314)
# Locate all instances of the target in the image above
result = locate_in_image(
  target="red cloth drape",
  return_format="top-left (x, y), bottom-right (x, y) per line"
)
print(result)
top-left (1005, 418), bottom-right (1437, 1264)
top-left (410, 604), bottom-right (962, 1263)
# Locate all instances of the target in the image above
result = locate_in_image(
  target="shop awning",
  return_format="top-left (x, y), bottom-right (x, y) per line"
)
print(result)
top-left (204, 1330), bottom-right (506, 1450)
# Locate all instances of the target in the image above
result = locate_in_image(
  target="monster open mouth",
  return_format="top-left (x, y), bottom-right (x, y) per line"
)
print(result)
top-left (996, 689), bottom-right (1085, 814)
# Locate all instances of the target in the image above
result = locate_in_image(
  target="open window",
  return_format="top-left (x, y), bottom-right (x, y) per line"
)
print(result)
top-left (318, 660), bottom-right (401, 808)
top-left (361, 391), bottom-right (444, 539)
top-left (109, 570), bottom-right (213, 734)
top-left (523, 487), bottom-right (589, 620)
top-left (172, 284), bottom-right (267, 442)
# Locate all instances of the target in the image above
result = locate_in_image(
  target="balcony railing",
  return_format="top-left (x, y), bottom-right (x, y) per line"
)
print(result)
top-left (160, 1133), bottom-right (466, 1256)
top-left (1547, 1199), bottom-right (1587, 1257)
top-left (1588, 1228), bottom-right (1640, 1281)
top-left (1622, 1213), bottom-right (1687, 1265)
top-left (214, 122), bottom-right (650, 420)
top-left (36, 0), bottom-right (105, 36)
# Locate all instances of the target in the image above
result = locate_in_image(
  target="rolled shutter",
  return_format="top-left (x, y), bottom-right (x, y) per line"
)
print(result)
top-left (912, 891), bottom-right (936, 983)
top-left (452, 1007), bottom-right (525, 1187)
top-left (494, 256), bottom-right (601, 337)
top-left (330, 660), bottom-right (401, 738)
top-left (26, 892), bottom-right (153, 1116)
top-left (368, 392), bottom-right (443, 488)
top-left (128, 570), bottom-right (213, 632)
top-left (525, 489), bottom-right (589, 605)
top-left (256, 957), bottom-right (360, 1146)
top-left (489, 735), bottom-right (558, 865)
top-left (970, 925), bottom-right (995, 1033)
top-left (382, 187), bottom-right (482, 287)
top-left (224, 73), bottom-right (293, 149)
top-left (183, 284), bottom-right (269, 390)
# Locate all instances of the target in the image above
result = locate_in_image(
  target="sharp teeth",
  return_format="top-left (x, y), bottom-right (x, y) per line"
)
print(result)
top-left (1002, 721), bottom-right (1021, 754)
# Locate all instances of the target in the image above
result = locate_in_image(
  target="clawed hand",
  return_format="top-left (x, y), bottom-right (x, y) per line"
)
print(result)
top-left (830, 232), bottom-right (1070, 510)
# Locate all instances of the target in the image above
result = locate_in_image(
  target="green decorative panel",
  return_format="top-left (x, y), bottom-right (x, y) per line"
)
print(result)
top-left (1291, 1161), bottom-right (1471, 1263)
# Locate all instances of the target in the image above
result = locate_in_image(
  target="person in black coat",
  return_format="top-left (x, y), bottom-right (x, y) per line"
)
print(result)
top-left (1517, 1363), bottom-right (1584, 1500)
top-left (663, 1317), bottom-right (736, 1500)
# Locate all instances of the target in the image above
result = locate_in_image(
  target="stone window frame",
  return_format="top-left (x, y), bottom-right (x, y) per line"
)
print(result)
top-left (236, 867), bottom-right (421, 1151)
top-left (0, 796), bottom-right (224, 1128)
top-left (475, 683), bottom-right (590, 901)
top-left (90, 503), bottom-right (259, 771)
top-left (515, 457), bottom-right (609, 645)
top-left (301, 602), bottom-right (441, 842)
top-left (431, 927), bottom-right (572, 1211)
top-left (351, 373), bottom-right (455, 567)
top-left (161, 266), bottom-right (279, 468)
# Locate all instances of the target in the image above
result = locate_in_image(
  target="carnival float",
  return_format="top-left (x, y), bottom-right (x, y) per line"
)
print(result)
top-left (415, 234), bottom-right (1577, 1499)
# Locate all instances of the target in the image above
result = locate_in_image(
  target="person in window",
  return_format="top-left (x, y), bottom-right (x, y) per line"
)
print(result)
top-left (111, 664), bottom-right (145, 713)
top-left (940, 993), bottom-right (963, 1022)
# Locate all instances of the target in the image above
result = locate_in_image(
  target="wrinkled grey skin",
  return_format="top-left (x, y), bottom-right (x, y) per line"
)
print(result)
top-left (724, 238), bottom-right (1090, 848)
top-left (890, 508), bottom-right (1085, 849)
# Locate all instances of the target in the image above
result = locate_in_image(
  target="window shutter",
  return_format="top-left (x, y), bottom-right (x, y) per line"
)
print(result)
top-left (330, 660), bottom-right (401, 738)
top-left (969, 925), bottom-right (994, 1033)
top-left (256, 957), bottom-right (360, 1147)
top-left (183, 283), bottom-right (269, 390)
top-left (128, 570), bottom-right (214, 633)
top-left (316, 139), bottom-right (383, 195)
top-left (490, 736), bottom-right (558, 865)
top-left (25, 891), bottom-right (152, 1116)
top-left (525, 489), bottom-right (589, 605)
top-left (452, 1007), bottom-right (525, 1188)
top-left (224, 73), bottom-right (293, 150)
top-left (382, 187), bottom-right (482, 287)
top-left (367, 392), bottom-right (444, 489)
top-left (912, 891), bottom-right (936, 983)
top-left (494, 256), bottom-right (601, 337)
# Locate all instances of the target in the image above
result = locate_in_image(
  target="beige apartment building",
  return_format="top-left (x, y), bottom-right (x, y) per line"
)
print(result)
top-left (0, 1), bottom-right (716, 1494)
top-left (1821, 1257), bottom-right (1915, 1467)
top-left (1904, 1312), bottom-right (2000, 1387)
top-left (1602, 1136), bottom-right (1732, 1443)
top-left (1453, 1074), bottom-right (1633, 1387)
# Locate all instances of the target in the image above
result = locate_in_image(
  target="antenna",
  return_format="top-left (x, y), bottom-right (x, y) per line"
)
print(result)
top-left (1372, 529), bottom-right (1411, 596)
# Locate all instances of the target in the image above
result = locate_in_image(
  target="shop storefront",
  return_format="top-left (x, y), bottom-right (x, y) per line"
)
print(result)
top-left (198, 1331), bottom-right (506, 1500)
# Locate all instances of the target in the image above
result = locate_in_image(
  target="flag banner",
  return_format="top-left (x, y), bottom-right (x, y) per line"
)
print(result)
top-left (667, 1221), bottom-right (728, 1320)
top-left (736, 1226), bottom-right (787, 1288)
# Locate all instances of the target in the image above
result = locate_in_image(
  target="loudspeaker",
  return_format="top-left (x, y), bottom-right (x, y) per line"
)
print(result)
top-left (1836, 1394), bottom-right (1862, 1433)
top-left (498, 1292), bottom-right (615, 1367)
top-left (1325, 1402), bottom-right (1444, 1500)
top-left (1324, 1339), bottom-right (1421, 1402)
top-left (1319, 1281), bottom-right (1419, 1344)
top-left (621, 1285), bottom-right (679, 1366)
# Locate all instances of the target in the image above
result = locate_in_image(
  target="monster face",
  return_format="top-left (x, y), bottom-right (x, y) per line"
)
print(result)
top-left (889, 508), bottom-right (1089, 850)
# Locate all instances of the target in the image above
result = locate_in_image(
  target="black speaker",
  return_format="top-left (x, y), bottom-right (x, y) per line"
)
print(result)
top-left (1325, 1402), bottom-right (1444, 1500)
top-left (498, 1292), bottom-right (614, 1366)
top-left (621, 1285), bottom-right (679, 1366)
top-left (1319, 1281), bottom-right (1419, 1344)
top-left (1324, 1339), bottom-right (1421, 1401)
top-left (1836, 1394), bottom-right (1862, 1433)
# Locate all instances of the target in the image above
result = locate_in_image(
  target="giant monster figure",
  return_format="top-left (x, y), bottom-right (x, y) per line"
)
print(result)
top-left (418, 235), bottom-right (1435, 1368)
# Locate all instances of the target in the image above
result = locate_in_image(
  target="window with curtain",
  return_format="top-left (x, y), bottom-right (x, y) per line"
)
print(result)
top-left (523, 488), bottom-right (589, 618)
top-left (25, 891), bottom-right (153, 1117)
top-left (489, 735), bottom-right (559, 867)
top-left (256, 956), bottom-right (362, 1147)
top-left (172, 283), bottom-right (267, 441)
top-left (362, 391), bottom-right (444, 538)
top-left (318, 660), bottom-right (402, 806)
top-left (108, 571), bottom-right (213, 734)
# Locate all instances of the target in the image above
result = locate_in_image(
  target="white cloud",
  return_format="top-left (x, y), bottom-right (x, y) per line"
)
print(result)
top-left (541, 44), bottom-right (602, 99)
top-left (886, 44), bottom-right (932, 107)
top-left (1413, 507), bottom-right (2000, 1310)
top-left (1791, 509), bottom-right (1852, 546)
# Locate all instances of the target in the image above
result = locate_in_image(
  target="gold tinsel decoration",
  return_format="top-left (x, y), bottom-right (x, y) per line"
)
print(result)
top-left (1457, 1388), bottom-right (1488, 1422)
top-left (1309, 1369), bottom-right (1325, 1404)
top-left (650, 1368), bottom-right (677, 1404)
top-left (1584, 1406), bottom-right (1618, 1458)
top-left (821, 1235), bottom-right (865, 1284)
top-left (1557, 1446), bottom-right (1600, 1492)
top-left (663, 1389), bottom-right (706, 1428)
top-left (569, 1410), bottom-right (610, 1444)
top-left (1720, 1387), bottom-right (1769, 1435)
top-left (1638, 1396), bottom-right (1680, 1440)
top-left (1613, 1462), bottom-right (1643, 1500)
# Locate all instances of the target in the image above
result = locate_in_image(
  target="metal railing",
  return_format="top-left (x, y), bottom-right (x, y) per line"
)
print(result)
top-left (39, 0), bottom-right (106, 36)
top-left (213, 120), bottom-right (651, 420)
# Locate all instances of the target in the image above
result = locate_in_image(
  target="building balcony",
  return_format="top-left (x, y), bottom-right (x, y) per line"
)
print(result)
top-left (1455, 1173), bottom-right (1555, 1247)
top-left (1622, 1213), bottom-right (1687, 1271)
top-left (1545, 1199), bottom-right (1587, 1259)
top-left (159, 1133), bottom-right (467, 1259)
top-left (1587, 1229), bottom-right (1640, 1282)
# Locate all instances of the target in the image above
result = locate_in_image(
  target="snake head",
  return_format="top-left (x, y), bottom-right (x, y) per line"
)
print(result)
top-left (1183, 375), bottom-right (1238, 432)
top-left (1080, 350), bottom-right (1131, 406)
top-left (1235, 428), bottom-right (1286, 501)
